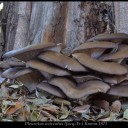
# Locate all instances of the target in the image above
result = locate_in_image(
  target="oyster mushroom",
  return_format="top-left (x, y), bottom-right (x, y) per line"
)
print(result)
top-left (72, 41), bottom-right (118, 53)
top-left (1, 67), bottom-right (32, 79)
top-left (3, 43), bottom-right (61, 61)
top-left (38, 51), bottom-right (87, 72)
top-left (48, 77), bottom-right (110, 99)
top-left (72, 74), bottom-right (102, 83)
top-left (87, 33), bottom-right (128, 43)
top-left (72, 53), bottom-right (127, 75)
top-left (108, 85), bottom-right (128, 97)
top-left (26, 59), bottom-right (71, 76)
top-left (36, 82), bottom-right (66, 98)
top-left (1, 67), bottom-right (43, 92)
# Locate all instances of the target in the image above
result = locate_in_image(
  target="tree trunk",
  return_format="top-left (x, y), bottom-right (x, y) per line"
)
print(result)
top-left (1, 1), bottom-right (114, 58)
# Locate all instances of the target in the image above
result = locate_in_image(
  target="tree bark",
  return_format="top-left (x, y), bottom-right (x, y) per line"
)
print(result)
top-left (1, 1), bottom-right (114, 57)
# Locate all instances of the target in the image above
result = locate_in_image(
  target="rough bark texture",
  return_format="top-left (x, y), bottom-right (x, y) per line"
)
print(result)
top-left (114, 2), bottom-right (128, 33)
top-left (1, 2), bottom-right (114, 57)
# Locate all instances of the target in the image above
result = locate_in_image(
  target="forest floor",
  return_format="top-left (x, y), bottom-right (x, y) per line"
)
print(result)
top-left (0, 78), bottom-right (128, 122)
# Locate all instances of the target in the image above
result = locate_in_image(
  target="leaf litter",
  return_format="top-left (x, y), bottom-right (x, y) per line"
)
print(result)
top-left (0, 79), bottom-right (128, 121)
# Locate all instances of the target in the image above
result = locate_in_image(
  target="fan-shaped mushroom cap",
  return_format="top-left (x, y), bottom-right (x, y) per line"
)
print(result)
top-left (38, 51), bottom-right (87, 72)
top-left (1, 67), bottom-right (32, 79)
top-left (3, 43), bottom-right (60, 61)
top-left (26, 59), bottom-right (71, 76)
top-left (49, 77), bottom-right (110, 99)
top-left (37, 82), bottom-right (66, 98)
top-left (103, 75), bottom-right (128, 85)
top-left (72, 75), bottom-right (102, 83)
top-left (72, 53), bottom-right (127, 75)
top-left (17, 71), bottom-right (43, 92)
top-left (72, 41), bottom-right (118, 53)
top-left (108, 85), bottom-right (128, 97)
top-left (100, 46), bottom-right (128, 61)
top-left (88, 33), bottom-right (128, 43)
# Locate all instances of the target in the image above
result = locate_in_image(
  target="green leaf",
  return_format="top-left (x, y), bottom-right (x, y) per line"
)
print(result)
top-left (123, 109), bottom-right (128, 120)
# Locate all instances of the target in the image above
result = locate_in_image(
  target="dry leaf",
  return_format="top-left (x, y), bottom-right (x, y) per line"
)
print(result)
top-left (123, 109), bottom-right (128, 120)
top-left (5, 102), bottom-right (24, 115)
top-left (110, 100), bottom-right (121, 113)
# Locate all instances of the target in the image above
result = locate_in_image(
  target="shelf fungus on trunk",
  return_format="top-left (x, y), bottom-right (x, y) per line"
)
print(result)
top-left (3, 43), bottom-right (62, 61)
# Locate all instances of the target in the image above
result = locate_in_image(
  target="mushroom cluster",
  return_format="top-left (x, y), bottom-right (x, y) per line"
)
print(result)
top-left (1, 33), bottom-right (128, 100)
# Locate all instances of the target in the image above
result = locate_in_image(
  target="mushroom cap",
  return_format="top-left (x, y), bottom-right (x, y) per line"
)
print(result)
top-left (26, 59), bottom-right (71, 76)
top-left (1, 67), bottom-right (32, 79)
top-left (72, 53), bottom-right (127, 75)
top-left (17, 71), bottom-right (43, 92)
top-left (37, 82), bottom-right (66, 98)
top-left (100, 47), bottom-right (128, 61)
top-left (72, 41), bottom-right (118, 53)
top-left (87, 33), bottom-right (128, 43)
top-left (49, 77), bottom-right (110, 99)
top-left (108, 85), bottom-right (128, 97)
top-left (38, 51), bottom-right (87, 72)
top-left (72, 74), bottom-right (102, 83)
top-left (0, 60), bottom-right (26, 69)
top-left (103, 75), bottom-right (128, 85)
top-left (3, 43), bottom-right (59, 61)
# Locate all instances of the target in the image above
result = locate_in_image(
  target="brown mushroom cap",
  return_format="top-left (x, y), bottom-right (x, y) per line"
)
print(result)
top-left (1, 67), bottom-right (32, 79)
top-left (0, 60), bottom-right (26, 69)
top-left (103, 75), bottom-right (128, 85)
top-left (72, 53), bottom-right (127, 75)
top-left (108, 85), bottom-right (128, 97)
top-left (38, 51), bottom-right (87, 72)
top-left (72, 41), bottom-right (118, 53)
top-left (72, 74), bottom-right (102, 83)
top-left (17, 71), bottom-right (43, 92)
top-left (100, 47), bottom-right (128, 61)
top-left (87, 33), bottom-right (128, 43)
top-left (3, 43), bottom-right (59, 61)
top-left (36, 82), bottom-right (66, 98)
top-left (26, 59), bottom-right (71, 76)
top-left (49, 77), bottom-right (110, 99)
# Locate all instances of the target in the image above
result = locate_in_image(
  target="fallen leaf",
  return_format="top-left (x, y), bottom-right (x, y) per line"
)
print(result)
top-left (30, 110), bottom-right (40, 121)
top-left (4, 102), bottom-right (24, 115)
top-left (110, 100), bottom-right (121, 113)
top-left (73, 104), bottom-right (90, 113)
top-left (123, 109), bottom-right (128, 120)
top-left (59, 110), bottom-right (70, 120)
top-left (27, 98), bottom-right (51, 105)
top-left (53, 98), bottom-right (71, 106)
top-left (1, 84), bottom-right (9, 97)
top-left (8, 84), bottom-right (23, 89)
